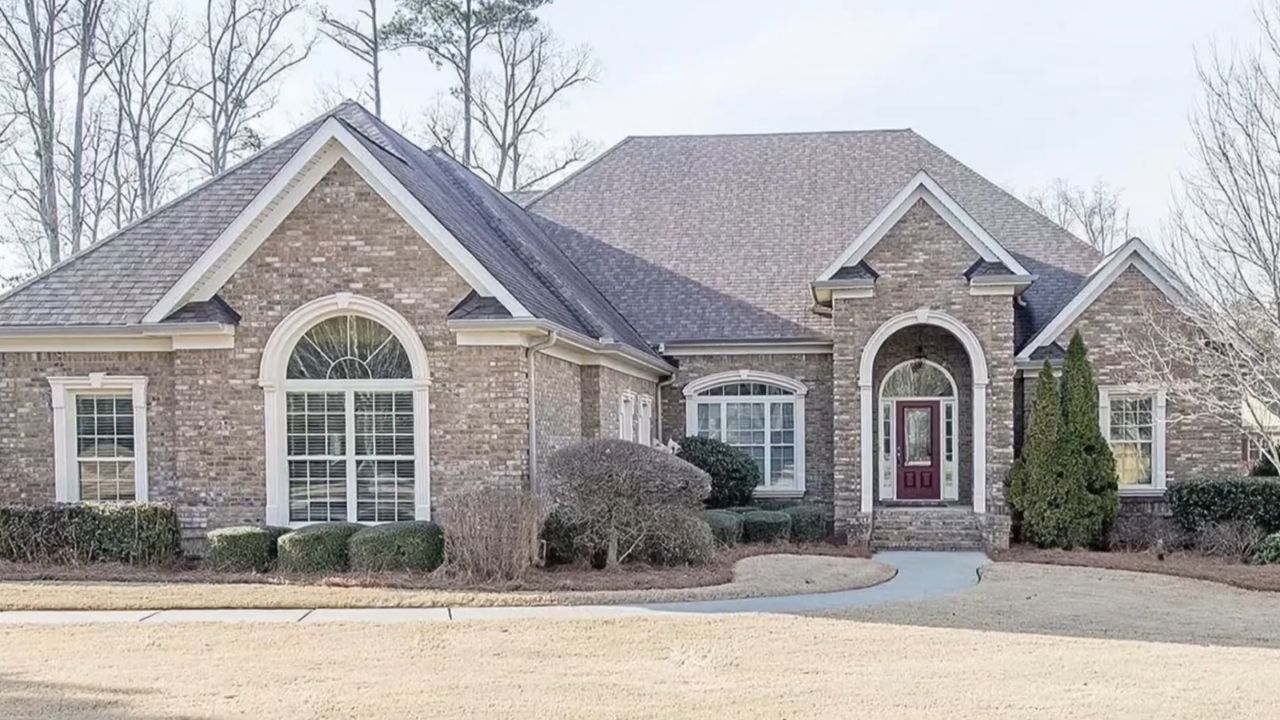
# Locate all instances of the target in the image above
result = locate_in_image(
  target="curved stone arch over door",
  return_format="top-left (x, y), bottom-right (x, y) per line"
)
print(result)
top-left (259, 292), bottom-right (432, 525)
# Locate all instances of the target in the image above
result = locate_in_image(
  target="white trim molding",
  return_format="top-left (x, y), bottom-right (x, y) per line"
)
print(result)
top-left (816, 170), bottom-right (1030, 284)
top-left (449, 317), bottom-right (671, 382)
top-left (683, 369), bottom-right (808, 497)
top-left (1099, 384), bottom-right (1169, 495)
top-left (259, 293), bottom-right (432, 526)
top-left (48, 374), bottom-right (149, 503)
top-left (1017, 238), bottom-right (1188, 361)
top-left (0, 323), bottom-right (235, 352)
top-left (858, 309), bottom-right (989, 513)
top-left (143, 117), bottom-right (531, 325)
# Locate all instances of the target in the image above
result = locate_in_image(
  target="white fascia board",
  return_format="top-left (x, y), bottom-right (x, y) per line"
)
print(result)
top-left (1016, 238), bottom-right (1188, 361)
top-left (142, 118), bottom-right (530, 324)
top-left (816, 170), bottom-right (1029, 282)
top-left (448, 318), bottom-right (673, 380)
top-left (0, 323), bottom-right (235, 352)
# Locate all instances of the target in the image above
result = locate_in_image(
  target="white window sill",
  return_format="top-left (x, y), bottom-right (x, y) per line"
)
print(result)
top-left (1118, 486), bottom-right (1166, 498)
top-left (752, 486), bottom-right (806, 499)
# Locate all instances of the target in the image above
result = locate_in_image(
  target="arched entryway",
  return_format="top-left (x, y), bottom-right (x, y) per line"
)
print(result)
top-left (858, 309), bottom-right (989, 514)
top-left (260, 293), bottom-right (432, 526)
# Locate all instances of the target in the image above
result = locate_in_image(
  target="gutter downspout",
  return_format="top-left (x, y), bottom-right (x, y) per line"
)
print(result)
top-left (527, 330), bottom-right (558, 492)
top-left (655, 375), bottom-right (677, 445)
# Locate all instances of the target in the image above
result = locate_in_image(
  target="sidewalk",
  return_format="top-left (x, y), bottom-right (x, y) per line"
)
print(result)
top-left (0, 551), bottom-right (989, 624)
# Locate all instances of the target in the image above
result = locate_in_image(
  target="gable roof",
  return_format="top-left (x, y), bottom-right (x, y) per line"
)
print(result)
top-left (0, 102), bottom-right (659, 364)
top-left (1016, 237), bottom-right (1187, 361)
top-left (528, 130), bottom-right (1100, 345)
top-left (815, 170), bottom-right (1030, 283)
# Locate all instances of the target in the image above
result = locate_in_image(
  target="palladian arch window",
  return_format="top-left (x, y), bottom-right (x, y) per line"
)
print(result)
top-left (684, 372), bottom-right (807, 496)
top-left (285, 314), bottom-right (416, 523)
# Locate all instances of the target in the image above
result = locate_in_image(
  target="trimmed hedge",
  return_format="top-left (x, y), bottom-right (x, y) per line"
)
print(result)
top-left (676, 436), bottom-right (759, 508)
top-left (349, 522), bottom-right (445, 572)
top-left (0, 502), bottom-right (180, 565)
top-left (645, 512), bottom-right (716, 566)
top-left (206, 526), bottom-right (276, 573)
top-left (277, 522), bottom-right (363, 573)
top-left (701, 509), bottom-right (744, 546)
top-left (782, 505), bottom-right (826, 542)
top-left (741, 510), bottom-right (791, 543)
top-left (1167, 477), bottom-right (1280, 535)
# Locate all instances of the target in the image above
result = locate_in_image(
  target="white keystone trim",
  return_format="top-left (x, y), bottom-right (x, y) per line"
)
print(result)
top-left (49, 374), bottom-right (149, 503)
top-left (858, 309), bottom-right (989, 513)
top-left (143, 117), bottom-right (530, 324)
top-left (1017, 238), bottom-right (1187, 361)
top-left (259, 293), bottom-right (432, 526)
top-left (817, 170), bottom-right (1029, 282)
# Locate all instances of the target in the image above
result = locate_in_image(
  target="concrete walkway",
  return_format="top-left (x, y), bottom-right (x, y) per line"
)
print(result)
top-left (0, 551), bottom-right (989, 625)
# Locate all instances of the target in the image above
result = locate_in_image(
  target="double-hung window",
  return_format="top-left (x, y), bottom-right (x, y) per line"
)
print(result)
top-left (685, 372), bottom-right (807, 496)
top-left (49, 375), bottom-right (149, 503)
top-left (1099, 386), bottom-right (1167, 492)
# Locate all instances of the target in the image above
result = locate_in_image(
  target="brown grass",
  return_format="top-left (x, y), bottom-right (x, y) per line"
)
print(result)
top-left (997, 544), bottom-right (1280, 592)
top-left (1, 612), bottom-right (1278, 719)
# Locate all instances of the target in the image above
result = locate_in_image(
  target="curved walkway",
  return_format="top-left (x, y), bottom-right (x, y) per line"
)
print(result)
top-left (0, 551), bottom-right (990, 624)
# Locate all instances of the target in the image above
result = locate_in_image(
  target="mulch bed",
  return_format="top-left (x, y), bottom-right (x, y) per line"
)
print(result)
top-left (0, 541), bottom-right (868, 593)
top-left (996, 544), bottom-right (1280, 593)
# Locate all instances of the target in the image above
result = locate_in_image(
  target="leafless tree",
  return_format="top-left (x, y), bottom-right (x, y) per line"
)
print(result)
top-left (385, 0), bottom-right (546, 167)
top-left (1126, 1), bottom-right (1280, 470)
top-left (1027, 178), bottom-right (1131, 254)
top-left (186, 0), bottom-right (312, 176)
top-left (0, 0), bottom-right (73, 264)
top-left (472, 24), bottom-right (595, 190)
top-left (103, 1), bottom-right (197, 217)
top-left (318, 0), bottom-right (382, 116)
top-left (65, 0), bottom-right (117, 254)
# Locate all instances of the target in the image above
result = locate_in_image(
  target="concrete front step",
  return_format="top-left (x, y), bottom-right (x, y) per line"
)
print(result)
top-left (870, 507), bottom-right (984, 551)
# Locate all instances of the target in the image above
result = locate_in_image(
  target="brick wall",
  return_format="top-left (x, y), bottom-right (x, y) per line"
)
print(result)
top-left (658, 353), bottom-right (834, 511)
top-left (1055, 265), bottom-right (1239, 481)
top-left (832, 199), bottom-right (1015, 547)
top-left (533, 352), bottom-right (583, 486)
top-left (583, 366), bottom-right (656, 441)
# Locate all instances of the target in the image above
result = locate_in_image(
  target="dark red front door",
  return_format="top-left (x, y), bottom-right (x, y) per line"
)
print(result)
top-left (896, 400), bottom-right (941, 500)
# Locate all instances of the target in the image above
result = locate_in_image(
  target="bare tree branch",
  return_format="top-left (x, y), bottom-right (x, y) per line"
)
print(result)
top-left (1026, 178), bottom-right (1132, 253)
top-left (318, 0), bottom-right (382, 116)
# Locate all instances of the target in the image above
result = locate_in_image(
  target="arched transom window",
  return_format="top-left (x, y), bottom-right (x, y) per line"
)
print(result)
top-left (881, 360), bottom-right (954, 399)
top-left (284, 313), bottom-right (417, 524)
top-left (684, 371), bottom-right (807, 496)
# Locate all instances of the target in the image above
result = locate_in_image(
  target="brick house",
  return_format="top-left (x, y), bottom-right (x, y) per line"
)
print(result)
top-left (0, 103), bottom-right (1239, 549)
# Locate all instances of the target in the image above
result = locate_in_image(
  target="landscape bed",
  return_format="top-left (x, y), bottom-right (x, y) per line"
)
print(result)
top-left (998, 545), bottom-right (1280, 592)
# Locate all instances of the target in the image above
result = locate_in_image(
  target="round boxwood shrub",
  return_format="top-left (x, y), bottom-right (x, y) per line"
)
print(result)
top-left (782, 505), bottom-right (826, 542)
top-left (349, 521), bottom-right (445, 572)
top-left (645, 511), bottom-right (716, 566)
top-left (741, 510), bottom-right (791, 543)
top-left (206, 526), bottom-right (276, 573)
top-left (701, 509), bottom-right (743, 546)
top-left (676, 436), bottom-right (759, 508)
top-left (276, 522), bottom-right (364, 573)
top-left (1255, 531), bottom-right (1280, 564)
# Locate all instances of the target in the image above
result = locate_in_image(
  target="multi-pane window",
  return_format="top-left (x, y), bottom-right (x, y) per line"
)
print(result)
top-left (1107, 394), bottom-right (1155, 486)
top-left (637, 396), bottom-right (654, 446)
top-left (619, 394), bottom-right (636, 441)
top-left (692, 380), bottom-right (801, 490)
top-left (284, 315), bottom-right (416, 524)
top-left (74, 394), bottom-right (137, 502)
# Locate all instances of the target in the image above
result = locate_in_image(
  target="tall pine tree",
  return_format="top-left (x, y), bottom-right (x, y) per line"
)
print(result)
top-left (1059, 331), bottom-right (1119, 546)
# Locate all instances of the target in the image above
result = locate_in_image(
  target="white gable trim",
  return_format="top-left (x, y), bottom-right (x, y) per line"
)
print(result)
top-left (1016, 238), bottom-right (1188, 361)
top-left (142, 117), bottom-right (530, 324)
top-left (816, 170), bottom-right (1029, 282)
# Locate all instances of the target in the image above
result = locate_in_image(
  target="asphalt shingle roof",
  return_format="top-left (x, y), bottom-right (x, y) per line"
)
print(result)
top-left (528, 131), bottom-right (1100, 349)
top-left (0, 102), bottom-right (658, 361)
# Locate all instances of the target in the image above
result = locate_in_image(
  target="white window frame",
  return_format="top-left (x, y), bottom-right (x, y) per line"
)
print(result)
top-left (637, 395), bottom-right (654, 446)
top-left (1099, 385), bottom-right (1167, 495)
top-left (619, 392), bottom-right (636, 441)
top-left (49, 374), bottom-right (149, 503)
top-left (683, 370), bottom-right (807, 498)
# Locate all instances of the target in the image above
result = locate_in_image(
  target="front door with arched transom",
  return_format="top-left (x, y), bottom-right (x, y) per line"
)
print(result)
top-left (879, 359), bottom-right (957, 502)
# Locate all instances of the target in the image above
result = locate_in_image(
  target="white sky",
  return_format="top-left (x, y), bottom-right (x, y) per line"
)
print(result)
top-left (268, 0), bottom-right (1261, 242)
top-left (1, 0), bottom-right (1265, 277)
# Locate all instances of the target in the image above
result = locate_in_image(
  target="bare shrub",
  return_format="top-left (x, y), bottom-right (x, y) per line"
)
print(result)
top-left (1106, 514), bottom-right (1188, 553)
top-left (1194, 521), bottom-right (1266, 560)
top-left (442, 487), bottom-right (548, 581)
top-left (547, 439), bottom-right (711, 568)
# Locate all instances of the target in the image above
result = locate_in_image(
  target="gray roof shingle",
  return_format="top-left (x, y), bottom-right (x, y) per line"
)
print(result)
top-left (528, 130), bottom-right (1100, 349)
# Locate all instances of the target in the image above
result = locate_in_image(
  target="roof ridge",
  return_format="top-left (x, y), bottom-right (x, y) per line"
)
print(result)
top-left (622, 128), bottom-right (914, 140)
top-left (0, 103), bottom-right (344, 308)
top-left (525, 136), bottom-right (637, 208)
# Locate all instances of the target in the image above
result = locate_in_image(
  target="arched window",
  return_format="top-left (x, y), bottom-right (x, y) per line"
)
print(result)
top-left (261, 294), bottom-right (430, 527)
top-left (881, 360), bottom-right (954, 398)
top-left (684, 371), bottom-right (807, 496)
